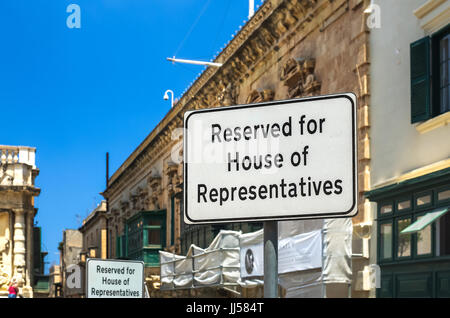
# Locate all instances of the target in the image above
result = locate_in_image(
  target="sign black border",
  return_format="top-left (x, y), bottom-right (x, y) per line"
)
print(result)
top-left (85, 258), bottom-right (145, 298)
top-left (183, 93), bottom-right (357, 224)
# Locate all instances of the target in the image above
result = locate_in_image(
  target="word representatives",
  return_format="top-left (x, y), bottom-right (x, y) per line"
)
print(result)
top-left (197, 115), bottom-right (344, 206)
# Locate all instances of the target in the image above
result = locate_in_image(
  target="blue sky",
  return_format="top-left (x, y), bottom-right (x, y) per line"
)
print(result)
top-left (0, 0), bottom-right (261, 272)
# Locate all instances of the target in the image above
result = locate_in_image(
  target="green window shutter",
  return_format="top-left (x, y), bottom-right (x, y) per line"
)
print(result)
top-left (122, 235), bottom-right (127, 258)
top-left (170, 196), bottom-right (175, 246)
top-left (410, 36), bottom-right (431, 123)
top-left (116, 236), bottom-right (120, 258)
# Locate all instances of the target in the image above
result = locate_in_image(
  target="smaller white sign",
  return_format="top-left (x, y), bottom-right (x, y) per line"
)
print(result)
top-left (86, 259), bottom-right (144, 298)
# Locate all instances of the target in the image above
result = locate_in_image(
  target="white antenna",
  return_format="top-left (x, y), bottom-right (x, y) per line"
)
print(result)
top-left (167, 56), bottom-right (222, 68)
top-left (249, 0), bottom-right (255, 19)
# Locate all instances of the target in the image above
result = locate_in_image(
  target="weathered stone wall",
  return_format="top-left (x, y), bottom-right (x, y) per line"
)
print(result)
top-left (0, 146), bottom-right (40, 297)
top-left (102, 0), bottom-right (373, 297)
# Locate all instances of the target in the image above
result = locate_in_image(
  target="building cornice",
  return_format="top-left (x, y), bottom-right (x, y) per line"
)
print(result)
top-left (104, 0), bottom-right (338, 199)
top-left (0, 185), bottom-right (40, 196)
top-left (413, 0), bottom-right (447, 19)
top-left (415, 111), bottom-right (450, 134)
top-left (370, 158), bottom-right (450, 193)
top-left (79, 210), bottom-right (107, 232)
top-left (414, 0), bottom-right (450, 34)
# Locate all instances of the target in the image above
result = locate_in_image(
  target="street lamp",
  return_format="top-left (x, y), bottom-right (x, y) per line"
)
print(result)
top-left (164, 89), bottom-right (174, 107)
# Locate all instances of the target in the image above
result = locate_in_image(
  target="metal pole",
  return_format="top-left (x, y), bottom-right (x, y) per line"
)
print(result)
top-left (166, 57), bottom-right (222, 68)
top-left (264, 221), bottom-right (278, 298)
top-left (321, 228), bottom-right (326, 298)
top-left (106, 152), bottom-right (109, 258)
top-left (248, 0), bottom-right (255, 19)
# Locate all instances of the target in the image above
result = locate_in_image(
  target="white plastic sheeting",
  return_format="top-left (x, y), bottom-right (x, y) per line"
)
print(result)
top-left (322, 218), bottom-right (353, 284)
top-left (160, 230), bottom-right (241, 290)
top-left (238, 218), bottom-right (353, 297)
top-left (239, 229), bottom-right (322, 278)
top-left (278, 229), bottom-right (322, 274)
top-left (160, 219), bottom-right (352, 297)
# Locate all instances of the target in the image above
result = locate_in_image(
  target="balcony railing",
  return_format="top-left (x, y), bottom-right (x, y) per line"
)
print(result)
top-left (0, 145), bottom-right (36, 168)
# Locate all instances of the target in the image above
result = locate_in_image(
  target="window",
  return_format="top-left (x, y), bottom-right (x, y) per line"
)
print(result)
top-left (416, 193), bottom-right (432, 207)
top-left (437, 211), bottom-right (450, 256)
top-left (439, 33), bottom-right (449, 114)
top-left (416, 214), bottom-right (432, 256)
top-left (375, 184), bottom-right (450, 264)
top-left (396, 217), bottom-right (412, 258)
top-left (410, 24), bottom-right (450, 123)
top-left (89, 248), bottom-right (96, 258)
top-left (147, 220), bottom-right (162, 246)
top-left (380, 222), bottom-right (393, 260)
top-left (380, 203), bottom-right (393, 215)
top-left (147, 228), bottom-right (161, 245)
top-left (128, 218), bottom-right (143, 254)
top-left (397, 199), bottom-right (411, 212)
top-left (438, 189), bottom-right (450, 202)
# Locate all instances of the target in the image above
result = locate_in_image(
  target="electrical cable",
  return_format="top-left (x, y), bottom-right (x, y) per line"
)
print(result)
top-left (173, 0), bottom-right (213, 58)
top-left (209, 0), bottom-right (232, 58)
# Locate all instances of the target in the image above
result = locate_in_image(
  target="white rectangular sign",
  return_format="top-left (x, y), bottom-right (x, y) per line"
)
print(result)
top-left (184, 94), bottom-right (357, 224)
top-left (86, 258), bottom-right (145, 298)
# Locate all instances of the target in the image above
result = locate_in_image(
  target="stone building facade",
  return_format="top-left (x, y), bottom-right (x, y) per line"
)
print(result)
top-left (79, 200), bottom-right (108, 260)
top-left (102, 0), bottom-right (374, 297)
top-left (48, 264), bottom-right (62, 298)
top-left (0, 145), bottom-right (40, 298)
top-left (73, 200), bottom-right (109, 297)
top-left (366, 0), bottom-right (450, 298)
top-left (59, 229), bottom-right (83, 297)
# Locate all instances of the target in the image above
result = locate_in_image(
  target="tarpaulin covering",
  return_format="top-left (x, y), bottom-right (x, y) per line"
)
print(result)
top-left (322, 218), bottom-right (353, 284)
top-left (239, 228), bottom-right (322, 277)
top-left (238, 218), bottom-right (353, 297)
top-left (160, 220), bottom-right (352, 297)
top-left (159, 230), bottom-right (241, 290)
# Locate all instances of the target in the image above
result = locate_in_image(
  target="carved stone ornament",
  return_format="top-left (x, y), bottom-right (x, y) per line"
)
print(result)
top-left (246, 89), bottom-right (275, 104)
top-left (280, 57), bottom-right (321, 98)
top-left (131, 192), bottom-right (140, 212)
top-left (148, 170), bottom-right (162, 210)
top-left (120, 200), bottom-right (129, 211)
top-left (138, 187), bottom-right (149, 211)
top-left (165, 161), bottom-right (179, 195)
top-left (246, 90), bottom-right (261, 104)
top-left (0, 268), bottom-right (10, 291)
top-left (0, 237), bottom-right (9, 254)
top-left (120, 200), bottom-right (130, 217)
top-left (217, 81), bottom-right (237, 107)
top-left (261, 89), bottom-right (275, 102)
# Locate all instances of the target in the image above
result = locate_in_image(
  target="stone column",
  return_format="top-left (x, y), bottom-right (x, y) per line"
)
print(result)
top-left (12, 209), bottom-right (33, 297)
top-left (12, 209), bottom-right (26, 285)
top-left (25, 211), bottom-right (34, 297)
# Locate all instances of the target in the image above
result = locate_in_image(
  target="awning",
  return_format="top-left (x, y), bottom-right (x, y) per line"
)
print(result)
top-left (401, 207), bottom-right (449, 234)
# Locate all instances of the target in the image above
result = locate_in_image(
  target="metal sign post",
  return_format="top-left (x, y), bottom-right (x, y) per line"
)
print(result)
top-left (264, 221), bottom-right (278, 298)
